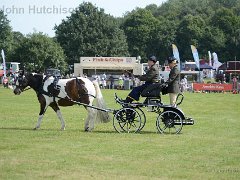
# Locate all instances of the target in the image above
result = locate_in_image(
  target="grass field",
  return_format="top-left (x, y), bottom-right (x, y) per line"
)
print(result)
top-left (0, 86), bottom-right (240, 179)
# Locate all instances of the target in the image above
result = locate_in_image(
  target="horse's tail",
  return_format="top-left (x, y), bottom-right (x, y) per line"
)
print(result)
top-left (92, 80), bottom-right (110, 123)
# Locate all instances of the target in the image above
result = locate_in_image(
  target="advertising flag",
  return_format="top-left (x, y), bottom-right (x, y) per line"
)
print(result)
top-left (172, 44), bottom-right (180, 70)
top-left (208, 51), bottom-right (212, 67)
top-left (212, 52), bottom-right (222, 70)
top-left (1, 49), bottom-right (6, 78)
top-left (190, 45), bottom-right (200, 70)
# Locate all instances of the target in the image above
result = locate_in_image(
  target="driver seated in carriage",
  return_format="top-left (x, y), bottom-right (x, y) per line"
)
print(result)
top-left (120, 55), bottom-right (161, 105)
top-left (117, 56), bottom-right (180, 107)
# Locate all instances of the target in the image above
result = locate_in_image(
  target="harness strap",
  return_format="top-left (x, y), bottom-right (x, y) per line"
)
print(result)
top-left (22, 87), bottom-right (32, 92)
top-left (38, 88), bottom-right (53, 97)
top-left (38, 77), bottom-right (96, 104)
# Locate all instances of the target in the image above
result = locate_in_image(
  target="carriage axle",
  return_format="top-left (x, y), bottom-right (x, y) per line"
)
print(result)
top-left (175, 118), bottom-right (194, 125)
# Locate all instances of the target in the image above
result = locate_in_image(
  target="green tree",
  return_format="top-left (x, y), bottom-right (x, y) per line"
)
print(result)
top-left (12, 33), bottom-right (67, 73)
top-left (154, 17), bottom-right (177, 63)
top-left (0, 10), bottom-right (13, 60)
top-left (150, 0), bottom-right (240, 62)
top-left (200, 26), bottom-right (226, 58)
top-left (122, 9), bottom-right (160, 61)
top-left (55, 2), bottom-right (129, 65)
top-left (176, 15), bottom-right (207, 60)
top-left (10, 31), bottom-right (25, 57)
top-left (211, 7), bottom-right (240, 60)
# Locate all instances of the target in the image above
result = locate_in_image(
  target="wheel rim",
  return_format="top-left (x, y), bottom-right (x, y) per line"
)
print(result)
top-left (156, 110), bottom-right (183, 134)
top-left (134, 108), bottom-right (146, 132)
top-left (113, 108), bottom-right (142, 133)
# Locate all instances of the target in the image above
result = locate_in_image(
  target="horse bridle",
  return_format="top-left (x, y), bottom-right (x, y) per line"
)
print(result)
top-left (15, 75), bottom-right (31, 92)
top-left (22, 87), bottom-right (32, 92)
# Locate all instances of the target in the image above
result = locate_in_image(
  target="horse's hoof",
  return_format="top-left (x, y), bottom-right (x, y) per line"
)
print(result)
top-left (60, 127), bottom-right (65, 131)
top-left (85, 127), bottom-right (94, 132)
top-left (33, 127), bottom-right (38, 130)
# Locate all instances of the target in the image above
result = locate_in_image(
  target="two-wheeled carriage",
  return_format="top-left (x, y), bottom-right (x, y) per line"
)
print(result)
top-left (13, 72), bottom-right (194, 134)
top-left (112, 93), bottom-right (194, 134)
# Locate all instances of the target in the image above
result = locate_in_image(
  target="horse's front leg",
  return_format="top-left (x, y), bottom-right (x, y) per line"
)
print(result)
top-left (49, 102), bottom-right (65, 130)
top-left (34, 100), bottom-right (48, 130)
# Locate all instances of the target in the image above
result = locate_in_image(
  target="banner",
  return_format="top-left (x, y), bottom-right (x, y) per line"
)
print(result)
top-left (190, 45), bottom-right (200, 70)
top-left (193, 83), bottom-right (233, 91)
top-left (172, 44), bottom-right (181, 70)
top-left (1, 49), bottom-right (6, 78)
top-left (212, 52), bottom-right (222, 70)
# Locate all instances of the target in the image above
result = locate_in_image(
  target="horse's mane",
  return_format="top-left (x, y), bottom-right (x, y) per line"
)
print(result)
top-left (33, 73), bottom-right (44, 82)
top-left (27, 73), bottom-right (44, 91)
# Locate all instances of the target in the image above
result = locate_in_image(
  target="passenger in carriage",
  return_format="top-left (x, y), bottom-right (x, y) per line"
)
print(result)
top-left (123, 55), bottom-right (159, 104)
top-left (166, 57), bottom-right (180, 106)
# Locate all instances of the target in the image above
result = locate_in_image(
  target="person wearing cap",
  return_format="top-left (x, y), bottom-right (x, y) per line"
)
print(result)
top-left (123, 55), bottom-right (159, 104)
top-left (166, 56), bottom-right (180, 106)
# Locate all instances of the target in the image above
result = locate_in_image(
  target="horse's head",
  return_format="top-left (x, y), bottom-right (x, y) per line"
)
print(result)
top-left (13, 71), bottom-right (30, 95)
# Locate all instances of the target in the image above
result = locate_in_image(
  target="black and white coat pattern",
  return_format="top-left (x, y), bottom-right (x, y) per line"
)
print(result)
top-left (13, 73), bottom-right (110, 131)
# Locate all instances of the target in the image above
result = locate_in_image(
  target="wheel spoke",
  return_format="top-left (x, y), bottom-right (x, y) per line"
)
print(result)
top-left (163, 125), bottom-right (167, 131)
top-left (113, 107), bottom-right (143, 133)
top-left (131, 122), bottom-right (136, 128)
top-left (156, 110), bottom-right (183, 134)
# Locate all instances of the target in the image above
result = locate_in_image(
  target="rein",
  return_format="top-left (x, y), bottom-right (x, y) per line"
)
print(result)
top-left (22, 87), bottom-right (32, 92)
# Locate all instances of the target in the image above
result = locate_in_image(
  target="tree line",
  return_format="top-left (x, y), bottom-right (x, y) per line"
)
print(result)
top-left (1, 0), bottom-right (240, 74)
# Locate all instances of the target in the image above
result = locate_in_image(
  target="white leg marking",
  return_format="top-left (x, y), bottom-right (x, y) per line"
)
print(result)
top-left (85, 107), bottom-right (96, 131)
top-left (84, 109), bottom-right (90, 131)
top-left (56, 110), bottom-right (65, 130)
top-left (34, 114), bottom-right (44, 130)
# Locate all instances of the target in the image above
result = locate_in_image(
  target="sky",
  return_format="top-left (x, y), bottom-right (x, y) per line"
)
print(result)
top-left (1, 0), bottom-right (167, 37)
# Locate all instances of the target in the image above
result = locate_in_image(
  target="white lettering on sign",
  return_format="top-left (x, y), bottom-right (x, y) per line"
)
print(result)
top-left (202, 85), bottom-right (224, 90)
top-left (81, 57), bottom-right (135, 64)
top-left (93, 57), bottom-right (124, 63)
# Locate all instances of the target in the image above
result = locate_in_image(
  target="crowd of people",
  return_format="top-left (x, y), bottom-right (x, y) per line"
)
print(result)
top-left (2, 56), bottom-right (239, 103)
top-left (92, 72), bottom-right (141, 90)
top-left (1, 72), bottom-right (19, 88)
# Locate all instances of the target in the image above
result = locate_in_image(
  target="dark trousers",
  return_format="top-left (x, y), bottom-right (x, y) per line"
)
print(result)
top-left (127, 82), bottom-right (152, 101)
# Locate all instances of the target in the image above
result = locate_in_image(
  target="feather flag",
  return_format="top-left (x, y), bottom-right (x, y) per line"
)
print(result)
top-left (208, 51), bottom-right (212, 67)
top-left (212, 52), bottom-right (222, 70)
top-left (190, 45), bottom-right (200, 70)
top-left (172, 44), bottom-right (181, 70)
top-left (1, 49), bottom-right (6, 78)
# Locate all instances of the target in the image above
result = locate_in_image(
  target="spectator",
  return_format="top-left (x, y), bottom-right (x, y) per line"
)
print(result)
top-left (118, 77), bottom-right (124, 90)
top-left (3, 77), bottom-right (8, 88)
top-left (180, 76), bottom-right (188, 92)
top-left (102, 78), bottom-right (107, 89)
top-left (109, 75), bottom-right (114, 89)
top-left (232, 76), bottom-right (237, 94)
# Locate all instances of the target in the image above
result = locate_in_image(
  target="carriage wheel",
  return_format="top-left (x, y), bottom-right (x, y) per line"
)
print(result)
top-left (156, 110), bottom-right (183, 134)
top-left (135, 107), bottom-right (146, 131)
top-left (113, 107), bottom-right (142, 133)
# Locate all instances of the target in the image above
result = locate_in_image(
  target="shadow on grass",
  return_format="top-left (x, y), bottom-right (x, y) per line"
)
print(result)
top-left (0, 127), bottom-right (184, 136)
top-left (0, 127), bottom-right (36, 131)
top-left (0, 127), bottom-right (117, 134)
top-left (92, 130), bottom-right (163, 135)
top-left (85, 130), bottom-right (120, 134)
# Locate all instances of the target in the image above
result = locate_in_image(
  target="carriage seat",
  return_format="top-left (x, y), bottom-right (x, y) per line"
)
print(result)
top-left (141, 83), bottom-right (168, 98)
